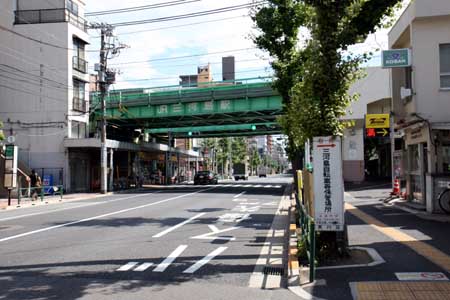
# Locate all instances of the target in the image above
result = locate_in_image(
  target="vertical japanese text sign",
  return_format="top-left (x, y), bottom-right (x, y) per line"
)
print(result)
top-left (313, 136), bottom-right (344, 231)
top-left (3, 145), bottom-right (18, 189)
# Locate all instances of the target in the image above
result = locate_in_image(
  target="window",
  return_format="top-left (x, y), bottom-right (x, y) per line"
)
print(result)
top-left (440, 44), bottom-right (450, 89)
top-left (71, 121), bottom-right (86, 139)
top-left (73, 38), bottom-right (87, 73)
top-left (73, 79), bottom-right (86, 111)
top-left (66, 0), bottom-right (79, 16)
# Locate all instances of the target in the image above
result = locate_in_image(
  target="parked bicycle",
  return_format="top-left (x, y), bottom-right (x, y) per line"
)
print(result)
top-left (438, 186), bottom-right (450, 214)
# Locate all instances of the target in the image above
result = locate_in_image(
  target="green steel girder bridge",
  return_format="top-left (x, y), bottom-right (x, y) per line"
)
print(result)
top-left (91, 77), bottom-right (283, 138)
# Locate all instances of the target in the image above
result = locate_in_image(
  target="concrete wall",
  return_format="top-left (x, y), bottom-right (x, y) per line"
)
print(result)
top-left (344, 67), bottom-right (391, 120)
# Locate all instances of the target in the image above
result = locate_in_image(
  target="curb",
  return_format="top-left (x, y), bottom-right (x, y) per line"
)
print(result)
top-left (286, 193), bottom-right (327, 300)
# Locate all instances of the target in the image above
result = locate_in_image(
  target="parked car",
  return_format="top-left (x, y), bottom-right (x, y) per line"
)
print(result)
top-left (194, 171), bottom-right (218, 185)
top-left (257, 166), bottom-right (269, 178)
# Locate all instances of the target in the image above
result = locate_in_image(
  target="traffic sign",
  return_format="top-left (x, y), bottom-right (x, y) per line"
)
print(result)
top-left (382, 49), bottom-right (411, 68)
top-left (366, 128), bottom-right (390, 138)
top-left (366, 114), bottom-right (390, 129)
top-left (313, 136), bottom-right (344, 232)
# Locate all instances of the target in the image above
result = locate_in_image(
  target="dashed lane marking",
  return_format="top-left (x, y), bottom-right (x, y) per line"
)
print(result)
top-left (134, 262), bottom-right (154, 272)
top-left (234, 192), bottom-right (246, 198)
top-left (117, 262), bottom-right (139, 272)
top-left (153, 245), bottom-right (188, 272)
top-left (183, 247), bottom-right (228, 274)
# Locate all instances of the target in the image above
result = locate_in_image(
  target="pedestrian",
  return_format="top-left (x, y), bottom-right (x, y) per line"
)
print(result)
top-left (29, 169), bottom-right (42, 201)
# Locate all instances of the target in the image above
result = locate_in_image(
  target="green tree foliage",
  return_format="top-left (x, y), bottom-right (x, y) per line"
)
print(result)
top-left (0, 120), bottom-right (4, 141)
top-left (231, 137), bottom-right (247, 164)
top-left (253, 0), bottom-right (402, 156)
top-left (249, 149), bottom-right (261, 175)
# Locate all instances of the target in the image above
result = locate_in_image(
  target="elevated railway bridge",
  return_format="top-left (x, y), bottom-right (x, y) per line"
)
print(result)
top-left (90, 77), bottom-right (283, 139)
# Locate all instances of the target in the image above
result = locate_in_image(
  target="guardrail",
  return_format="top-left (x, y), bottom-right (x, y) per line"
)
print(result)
top-left (296, 170), bottom-right (316, 283)
top-left (17, 185), bottom-right (64, 205)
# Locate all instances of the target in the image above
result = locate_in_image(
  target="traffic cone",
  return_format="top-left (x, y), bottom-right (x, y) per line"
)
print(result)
top-left (391, 177), bottom-right (400, 196)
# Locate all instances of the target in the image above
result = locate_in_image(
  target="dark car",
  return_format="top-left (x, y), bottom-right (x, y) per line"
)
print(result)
top-left (194, 171), bottom-right (218, 185)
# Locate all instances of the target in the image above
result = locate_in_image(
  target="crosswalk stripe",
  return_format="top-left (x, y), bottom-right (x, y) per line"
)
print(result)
top-left (153, 245), bottom-right (188, 272)
top-left (134, 262), bottom-right (154, 272)
top-left (183, 247), bottom-right (228, 274)
top-left (117, 262), bottom-right (139, 271)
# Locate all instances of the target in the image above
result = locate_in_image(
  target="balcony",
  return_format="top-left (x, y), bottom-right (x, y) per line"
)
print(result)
top-left (73, 56), bottom-right (88, 74)
top-left (72, 97), bottom-right (87, 112)
top-left (15, 9), bottom-right (88, 32)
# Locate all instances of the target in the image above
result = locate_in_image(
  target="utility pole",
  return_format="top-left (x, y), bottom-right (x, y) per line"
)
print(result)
top-left (89, 23), bottom-right (127, 194)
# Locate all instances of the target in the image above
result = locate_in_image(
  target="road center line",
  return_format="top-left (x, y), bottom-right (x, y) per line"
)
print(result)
top-left (152, 213), bottom-right (206, 238)
top-left (0, 192), bottom-right (162, 222)
top-left (183, 246), bottom-right (228, 274)
top-left (234, 191), bottom-right (246, 198)
top-left (153, 245), bottom-right (188, 272)
top-left (0, 188), bottom-right (215, 243)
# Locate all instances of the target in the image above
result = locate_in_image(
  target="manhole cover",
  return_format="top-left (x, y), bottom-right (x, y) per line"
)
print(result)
top-left (262, 266), bottom-right (284, 276)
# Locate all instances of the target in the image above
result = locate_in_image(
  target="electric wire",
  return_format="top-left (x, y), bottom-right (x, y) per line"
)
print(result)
top-left (109, 2), bottom-right (266, 27)
top-left (86, 0), bottom-right (201, 16)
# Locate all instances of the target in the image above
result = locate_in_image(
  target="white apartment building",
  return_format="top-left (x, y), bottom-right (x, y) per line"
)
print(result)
top-left (389, 0), bottom-right (450, 212)
top-left (0, 0), bottom-right (90, 193)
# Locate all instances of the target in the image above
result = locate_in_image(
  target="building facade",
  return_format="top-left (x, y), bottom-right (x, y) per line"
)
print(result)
top-left (0, 0), bottom-right (90, 193)
top-left (389, 0), bottom-right (450, 212)
top-left (343, 67), bottom-right (391, 183)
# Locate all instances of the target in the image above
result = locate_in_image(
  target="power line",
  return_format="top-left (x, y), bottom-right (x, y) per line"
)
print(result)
top-left (109, 2), bottom-right (265, 27)
top-left (86, 0), bottom-right (201, 16)
top-left (108, 47), bottom-right (259, 66)
top-left (90, 15), bottom-right (247, 38)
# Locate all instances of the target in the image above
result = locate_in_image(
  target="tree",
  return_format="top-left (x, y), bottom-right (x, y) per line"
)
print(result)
top-left (0, 120), bottom-right (4, 141)
top-left (250, 149), bottom-right (261, 175)
top-left (253, 0), bottom-right (404, 258)
top-left (252, 0), bottom-right (403, 156)
top-left (231, 137), bottom-right (247, 164)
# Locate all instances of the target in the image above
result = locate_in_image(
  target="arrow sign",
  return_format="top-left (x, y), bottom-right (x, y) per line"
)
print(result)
top-left (317, 144), bottom-right (336, 148)
top-left (191, 225), bottom-right (240, 241)
top-left (377, 128), bottom-right (389, 137)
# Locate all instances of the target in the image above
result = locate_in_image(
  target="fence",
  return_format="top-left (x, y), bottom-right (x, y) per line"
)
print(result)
top-left (17, 185), bottom-right (64, 205)
top-left (296, 170), bottom-right (316, 283)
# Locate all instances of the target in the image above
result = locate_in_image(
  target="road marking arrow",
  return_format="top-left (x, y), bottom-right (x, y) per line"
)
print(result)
top-left (191, 225), bottom-right (240, 241)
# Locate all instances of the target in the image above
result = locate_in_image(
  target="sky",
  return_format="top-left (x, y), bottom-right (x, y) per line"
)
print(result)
top-left (84, 0), bottom-right (409, 90)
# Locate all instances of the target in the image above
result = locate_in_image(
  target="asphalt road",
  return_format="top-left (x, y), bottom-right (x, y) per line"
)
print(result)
top-left (0, 175), bottom-right (298, 300)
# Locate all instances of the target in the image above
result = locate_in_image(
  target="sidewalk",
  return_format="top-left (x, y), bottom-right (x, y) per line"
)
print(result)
top-left (0, 192), bottom-right (111, 210)
top-left (291, 185), bottom-right (450, 300)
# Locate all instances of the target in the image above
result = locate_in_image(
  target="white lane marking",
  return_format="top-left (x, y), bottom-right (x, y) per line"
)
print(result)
top-left (274, 185), bottom-right (282, 188)
top-left (233, 191), bottom-right (246, 198)
top-left (254, 185), bottom-right (262, 188)
top-left (263, 185), bottom-right (273, 188)
top-left (183, 247), bottom-right (227, 274)
top-left (117, 262), bottom-right (139, 271)
top-left (153, 245), bottom-right (188, 272)
top-left (134, 262), bottom-right (154, 272)
top-left (191, 225), bottom-right (239, 241)
top-left (233, 184), bottom-right (243, 187)
top-left (0, 188), bottom-right (215, 243)
top-left (243, 184), bottom-right (252, 187)
top-left (232, 198), bottom-right (247, 202)
top-left (0, 192), bottom-right (162, 222)
top-left (152, 213), bottom-right (206, 238)
top-left (218, 213), bottom-right (251, 223)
